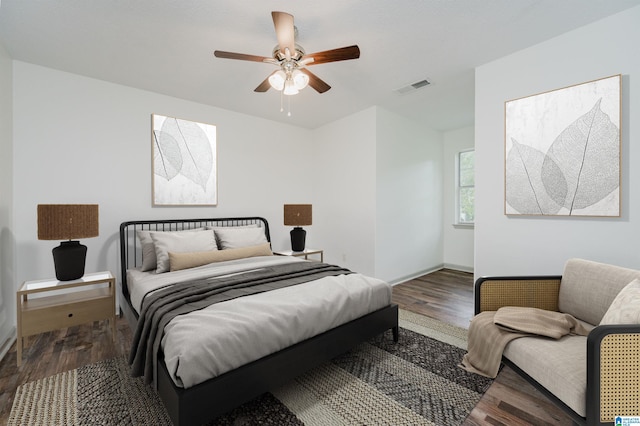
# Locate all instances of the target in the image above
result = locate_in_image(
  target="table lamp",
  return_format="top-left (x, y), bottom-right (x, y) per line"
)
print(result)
top-left (284, 204), bottom-right (312, 252)
top-left (37, 204), bottom-right (99, 281)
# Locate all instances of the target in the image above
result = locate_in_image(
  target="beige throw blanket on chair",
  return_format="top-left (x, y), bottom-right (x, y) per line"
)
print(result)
top-left (460, 307), bottom-right (589, 378)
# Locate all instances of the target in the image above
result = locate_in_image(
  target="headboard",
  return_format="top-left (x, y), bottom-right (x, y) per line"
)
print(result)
top-left (119, 217), bottom-right (270, 300)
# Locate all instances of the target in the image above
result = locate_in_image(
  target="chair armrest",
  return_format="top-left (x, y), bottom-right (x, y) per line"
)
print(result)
top-left (587, 325), bottom-right (640, 425)
top-left (474, 275), bottom-right (562, 315)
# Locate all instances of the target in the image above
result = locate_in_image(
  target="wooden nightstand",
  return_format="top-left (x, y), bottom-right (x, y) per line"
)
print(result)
top-left (16, 271), bottom-right (116, 367)
top-left (274, 248), bottom-right (324, 262)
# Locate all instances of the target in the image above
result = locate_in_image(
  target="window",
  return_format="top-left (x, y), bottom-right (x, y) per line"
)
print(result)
top-left (457, 150), bottom-right (475, 224)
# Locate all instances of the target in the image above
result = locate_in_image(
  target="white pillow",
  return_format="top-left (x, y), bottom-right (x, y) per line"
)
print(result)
top-left (136, 228), bottom-right (204, 271)
top-left (150, 229), bottom-right (217, 273)
top-left (213, 227), bottom-right (268, 250)
top-left (600, 278), bottom-right (640, 325)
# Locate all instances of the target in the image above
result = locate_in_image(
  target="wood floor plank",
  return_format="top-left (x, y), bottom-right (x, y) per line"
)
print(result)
top-left (0, 268), bottom-right (574, 425)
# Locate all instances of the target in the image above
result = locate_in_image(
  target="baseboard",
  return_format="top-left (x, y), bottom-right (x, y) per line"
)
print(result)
top-left (389, 264), bottom-right (445, 286)
top-left (388, 263), bottom-right (474, 286)
top-left (443, 263), bottom-right (474, 273)
top-left (0, 326), bottom-right (16, 363)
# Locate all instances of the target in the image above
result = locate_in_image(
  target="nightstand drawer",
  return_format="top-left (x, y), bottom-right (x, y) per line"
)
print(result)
top-left (20, 288), bottom-right (114, 336)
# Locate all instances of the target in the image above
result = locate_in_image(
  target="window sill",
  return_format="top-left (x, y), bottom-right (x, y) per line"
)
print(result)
top-left (453, 223), bottom-right (474, 229)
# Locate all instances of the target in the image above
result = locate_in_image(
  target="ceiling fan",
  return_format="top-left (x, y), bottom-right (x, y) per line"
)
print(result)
top-left (214, 11), bottom-right (360, 96)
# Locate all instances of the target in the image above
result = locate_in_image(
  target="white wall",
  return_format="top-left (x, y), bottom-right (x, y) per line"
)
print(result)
top-left (475, 5), bottom-right (640, 278)
top-left (310, 106), bottom-right (445, 283)
top-left (443, 126), bottom-right (474, 272)
top-left (0, 41), bottom-right (15, 358)
top-left (375, 107), bottom-right (443, 283)
top-left (12, 61), bottom-right (312, 288)
top-left (310, 107), bottom-right (377, 276)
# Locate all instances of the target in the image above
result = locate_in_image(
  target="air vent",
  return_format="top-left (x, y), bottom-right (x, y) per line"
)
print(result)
top-left (394, 79), bottom-right (431, 95)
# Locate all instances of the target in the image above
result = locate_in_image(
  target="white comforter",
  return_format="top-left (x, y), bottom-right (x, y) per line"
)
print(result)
top-left (127, 256), bottom-right (392, 388)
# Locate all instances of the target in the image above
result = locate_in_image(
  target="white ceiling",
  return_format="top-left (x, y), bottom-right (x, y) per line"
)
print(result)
top-left (1, 1), bottom-right (638, 131)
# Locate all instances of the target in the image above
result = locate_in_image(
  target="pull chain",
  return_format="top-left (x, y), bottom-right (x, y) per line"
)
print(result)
top-left (280, 89), bottom-right (284, 113)
top-left (278, 89), bottom-right (292, 117)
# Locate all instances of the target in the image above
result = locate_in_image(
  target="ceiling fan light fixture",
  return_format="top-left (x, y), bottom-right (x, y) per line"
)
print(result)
top-left (292, 69), bottom-right (309, 90)
top-left (214, 11), bottom-right (360, 101)
top-left (269, 70), bottom-right (287, 91)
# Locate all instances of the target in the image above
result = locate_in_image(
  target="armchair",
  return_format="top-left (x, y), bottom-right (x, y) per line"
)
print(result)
top-left (474, 259), bottom-right (640, 425)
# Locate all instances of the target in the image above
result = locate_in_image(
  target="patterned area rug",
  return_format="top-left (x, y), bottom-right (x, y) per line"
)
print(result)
top-left (9, 311), bottom-right (491, 425)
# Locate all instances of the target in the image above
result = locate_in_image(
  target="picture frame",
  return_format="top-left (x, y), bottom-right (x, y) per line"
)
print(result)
top-left (504, 74), bottom-right (621, 216)
top-left (152, 114), bottom-right (217, 206)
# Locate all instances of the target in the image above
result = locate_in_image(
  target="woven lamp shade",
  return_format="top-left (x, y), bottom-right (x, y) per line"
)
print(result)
top-left (284, 204), bottom-right (312, 227)
top-left (37, 204), bottom-right (99, 240)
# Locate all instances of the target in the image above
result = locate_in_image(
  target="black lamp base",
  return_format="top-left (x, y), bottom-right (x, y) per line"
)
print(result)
top-left (290, 227), bottom-right (306, 252)
top-left (52, 240), bottom-right (87, 281)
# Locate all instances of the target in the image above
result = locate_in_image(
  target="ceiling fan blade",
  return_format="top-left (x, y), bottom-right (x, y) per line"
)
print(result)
top-left (214, 50), bottom-right (270, 62)
top-left (303, 45), bottom-right (360, 65)
top-left (254, 72), bottom-right (276, 92)
top-left (272, 11), bottom-right (296, 57)
top-left (300, 68), bottom-right (331, 93)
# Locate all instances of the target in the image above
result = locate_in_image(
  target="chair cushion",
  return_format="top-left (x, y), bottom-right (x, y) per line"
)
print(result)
top-left (558, 259), bottom-right (640, 325)
top-left (503, 333), bottom-right (591, 417)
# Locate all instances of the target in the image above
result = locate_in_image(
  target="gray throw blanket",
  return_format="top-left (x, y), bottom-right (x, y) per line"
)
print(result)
top-left (459, 307), bottom-right (589, 378)
top-left (129, 261), bottom-right (352, 387)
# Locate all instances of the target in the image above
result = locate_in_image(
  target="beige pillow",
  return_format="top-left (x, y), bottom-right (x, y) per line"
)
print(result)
top-left (150, 229), bottom-right (217, 273)
top-left (169, 243), bottom-right (273, 272)
top-left (600, 279), bottom-right (640, 325)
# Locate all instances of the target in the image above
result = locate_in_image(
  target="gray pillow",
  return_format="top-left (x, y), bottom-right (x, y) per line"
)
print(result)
top-left (213, 227), bottom-right (268, 250)
top-left (136, 227), bottom-right (204, 272)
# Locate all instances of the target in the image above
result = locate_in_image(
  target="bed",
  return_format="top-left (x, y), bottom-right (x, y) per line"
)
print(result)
top-left (119, 217), bottom-right (399, 425)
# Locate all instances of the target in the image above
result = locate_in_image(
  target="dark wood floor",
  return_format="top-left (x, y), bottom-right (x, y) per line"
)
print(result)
top-left (0, 269), bottom-right (574, 425)
top-left (393, 269), bottom-right (574, 426)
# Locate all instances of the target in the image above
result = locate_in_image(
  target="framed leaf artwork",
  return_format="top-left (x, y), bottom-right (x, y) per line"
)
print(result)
top-left (152, 114), bottom-right (217, 206)
top-left (505, 74), bottom-right (621, 216)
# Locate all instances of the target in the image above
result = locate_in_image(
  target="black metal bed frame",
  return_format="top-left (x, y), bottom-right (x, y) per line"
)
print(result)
top-left (119, 217), bottom-right (399, 425)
